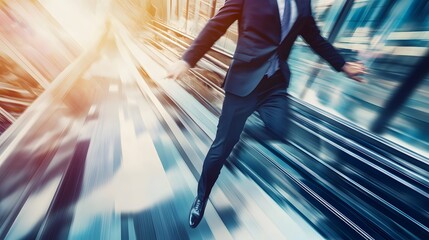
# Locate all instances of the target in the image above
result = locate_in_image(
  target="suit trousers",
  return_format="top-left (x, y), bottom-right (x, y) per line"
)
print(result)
top-left (197, 71), bottom-right (290, 200)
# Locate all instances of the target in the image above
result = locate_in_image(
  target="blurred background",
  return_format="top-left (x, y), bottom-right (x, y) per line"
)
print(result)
top-left (0, 0), bottom-right (428, 239)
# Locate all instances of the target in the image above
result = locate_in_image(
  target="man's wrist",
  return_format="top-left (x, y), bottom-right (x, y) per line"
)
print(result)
top-left (181, 53), bottom-right (196, 68)
top-left (180, 60), bottom-right (191, 68)
top-left (337, 60), bottom-right (347, 72)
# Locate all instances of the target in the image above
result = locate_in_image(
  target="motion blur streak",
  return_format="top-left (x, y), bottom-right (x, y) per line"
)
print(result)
top-left (0, 0), bottom-right (428, 239)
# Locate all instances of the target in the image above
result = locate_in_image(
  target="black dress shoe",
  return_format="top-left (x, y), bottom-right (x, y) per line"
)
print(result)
top-left (189, 197), bottom-right (208, 228)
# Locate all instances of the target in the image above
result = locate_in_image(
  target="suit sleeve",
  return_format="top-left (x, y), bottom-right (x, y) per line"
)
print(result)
top-left (300, 5), bottom-right (345, 72)
top-left (182, 0), bottom-right (243, 67)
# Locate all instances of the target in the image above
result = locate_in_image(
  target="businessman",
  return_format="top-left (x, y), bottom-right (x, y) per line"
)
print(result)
top-left (167, 0), bottom-right (365, 228)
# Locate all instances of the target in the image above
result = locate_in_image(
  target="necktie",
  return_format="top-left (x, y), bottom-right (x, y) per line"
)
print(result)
top-left (281, 0), bottom-right (291, 40)
top-left (266, 0), bottom-right (291, 77)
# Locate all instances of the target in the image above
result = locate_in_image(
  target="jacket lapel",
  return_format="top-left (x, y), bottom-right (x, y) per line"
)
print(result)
top-left (269, 0), bottom-right (282, 42)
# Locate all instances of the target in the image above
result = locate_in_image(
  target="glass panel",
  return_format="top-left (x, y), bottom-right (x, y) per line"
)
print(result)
top-left (385, 73), bottom-right (429, 156)
top-left (298, 0), bottom-right (429, 154)
top-left (168, 0), bottom-right (193, 31)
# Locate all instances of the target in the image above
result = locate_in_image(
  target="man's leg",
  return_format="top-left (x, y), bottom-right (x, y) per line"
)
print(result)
top-left (257, 80), bottom-right (290, 140)
top-left (198, 92), bottom-right (257, 200)
top-left (189, 91), bottom-right (256, 228)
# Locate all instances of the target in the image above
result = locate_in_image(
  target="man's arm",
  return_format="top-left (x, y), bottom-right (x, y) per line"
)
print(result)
top-left (300, 6), bottom-right (365, 82)
top-left (182, 0), bottom-right (243, 67)
top-left (300, 16), bottom-right (345, 72)
top-left (167, 0), bottom-right (243, 79)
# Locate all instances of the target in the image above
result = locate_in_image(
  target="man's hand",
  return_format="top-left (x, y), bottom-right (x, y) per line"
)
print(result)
top-left (166, 60), bottom-right (191, 80)
top-left (342, 62), bottom-right (366, 83)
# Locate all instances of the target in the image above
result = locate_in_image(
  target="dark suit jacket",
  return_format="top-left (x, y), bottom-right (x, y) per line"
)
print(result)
top-left (182, 0), bottom-right (345, 97)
